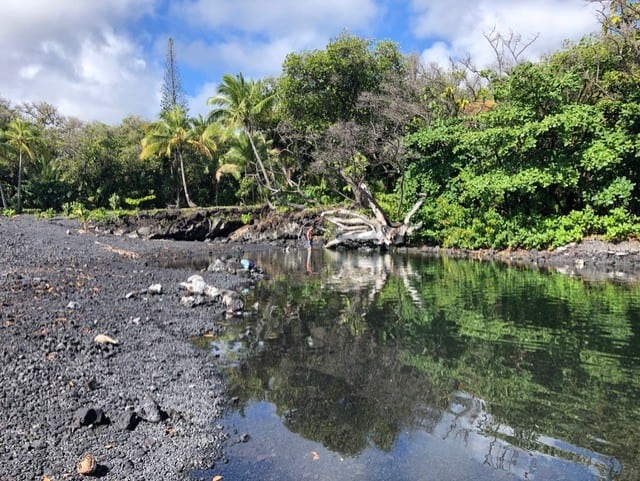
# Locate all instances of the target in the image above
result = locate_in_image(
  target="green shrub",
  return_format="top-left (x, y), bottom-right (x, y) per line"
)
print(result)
top-left (602, 207), bottom-right (640, 241)
top-left (241, 212), bottom-right (253, 225)
top-left (124, 194), bottom-right (156, 209)
top-left (62, 201), bottom-right (83, 217)
top-left (36, 208), bottom-right (55, 219)
top-left (109, 193), bottom-right (121, 211)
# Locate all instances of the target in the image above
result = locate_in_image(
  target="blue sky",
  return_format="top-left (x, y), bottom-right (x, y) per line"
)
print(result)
top-left (0, 0), bottom-right (602, 124)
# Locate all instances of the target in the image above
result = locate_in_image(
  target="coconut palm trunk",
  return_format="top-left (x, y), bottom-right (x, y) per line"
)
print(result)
top-left (246, 131), bottom-right (275, 209)
top-left (0, 182), bottom-right (7, 209)
top-left (207, 73), bottom-right (277, 209)
top-left (5, 118), bottom-right (36, 214)
top-left (17, 150), bottom-right (23, 213)
top-left (177, 148), bottom-right (196, 208)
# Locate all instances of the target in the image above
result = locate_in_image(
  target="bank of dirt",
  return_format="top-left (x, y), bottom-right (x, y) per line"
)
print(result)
top-left (2, 214), bottom-right (640, 481)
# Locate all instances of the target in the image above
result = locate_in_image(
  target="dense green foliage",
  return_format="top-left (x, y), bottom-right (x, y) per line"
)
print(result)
top-left (2, 1), bottom-right (639, 248)
top-left (404, 40), bottom-right (640, 248)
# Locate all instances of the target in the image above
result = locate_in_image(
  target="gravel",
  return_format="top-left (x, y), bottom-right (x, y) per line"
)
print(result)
top-left (0, 215), bottom-right (259, 480)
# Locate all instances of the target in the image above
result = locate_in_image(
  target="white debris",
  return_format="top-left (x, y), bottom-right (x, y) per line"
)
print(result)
top-left (94, 334), bottom-right (119, 345)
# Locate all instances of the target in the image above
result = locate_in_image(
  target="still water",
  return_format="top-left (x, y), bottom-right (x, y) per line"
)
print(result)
top-left (196, 248), bottom-right (640, 481)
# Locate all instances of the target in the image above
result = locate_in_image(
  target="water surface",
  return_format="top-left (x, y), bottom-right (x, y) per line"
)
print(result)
top-left (197, 248), bottom-right (640, 481)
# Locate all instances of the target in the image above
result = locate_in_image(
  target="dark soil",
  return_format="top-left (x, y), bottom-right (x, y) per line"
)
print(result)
top-left (2, 214), bottom-right (640, 481)
top-left (0, 215), bottom-right (262, 480)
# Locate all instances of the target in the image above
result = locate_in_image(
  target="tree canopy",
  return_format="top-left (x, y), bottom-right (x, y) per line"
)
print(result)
top-left (2, 2), bottom-right (640, 249)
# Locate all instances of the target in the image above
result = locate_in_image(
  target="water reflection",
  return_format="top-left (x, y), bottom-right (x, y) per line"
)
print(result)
top-left (201, 249), bottom-right (640, 481)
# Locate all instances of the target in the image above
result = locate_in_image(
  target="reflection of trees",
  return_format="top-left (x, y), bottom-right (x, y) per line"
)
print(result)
top-left (398, 257), bottom-right (640, 480)
top-left (221, 250), bottom-right (640, 479)
top-left (228, 304), bottom-right (448, 456)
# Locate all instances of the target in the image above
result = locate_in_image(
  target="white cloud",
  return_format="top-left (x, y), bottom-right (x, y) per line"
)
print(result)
top-left (180, 35), bottom-right (302, 84)
top-left (173, 0), bottom-right (380, 90)
top-left (411, 0), bottom-right (601, 69)
top-left (172, 0), bottom-right (378, 37)
top-left (0, 0), bottom-right (158, 124)
top-left (188, 81), bottom-right (219, 120)
top-left (421, 41), bottom-right (454, 69)
top-left (0, 0), bottom-right (604, 124)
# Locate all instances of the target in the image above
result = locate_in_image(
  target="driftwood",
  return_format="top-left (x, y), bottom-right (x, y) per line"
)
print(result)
top-left (322, 184), bottom-right (425, 249)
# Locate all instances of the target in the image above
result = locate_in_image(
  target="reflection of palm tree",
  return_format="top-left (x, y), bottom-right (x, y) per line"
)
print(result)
top-left (222, 253), bottom-right (437, 456)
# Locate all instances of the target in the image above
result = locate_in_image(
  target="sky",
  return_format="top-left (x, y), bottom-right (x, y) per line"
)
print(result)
top-left (0, 0), bottom-right (603, 125)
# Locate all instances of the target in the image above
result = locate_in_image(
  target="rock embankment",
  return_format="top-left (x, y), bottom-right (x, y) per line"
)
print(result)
top-left (101, 207), bottom-right (312, 244)
top-left (417, 238), bottom-right (640, 283)
top-left (0, 215), bottom-right (262, 480)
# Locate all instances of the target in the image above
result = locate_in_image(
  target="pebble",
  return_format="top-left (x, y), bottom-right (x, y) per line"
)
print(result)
top-left (136, 394), bottom-right (163, 423)
top-left (74, 407), bottom-right (105, 427)
top-left (76, 453), bottom-right (97, 475)
top-left (94, 334), bottom-right (119, 345)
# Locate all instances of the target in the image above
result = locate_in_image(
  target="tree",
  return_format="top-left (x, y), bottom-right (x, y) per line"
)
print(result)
top-left (4, 118), bottom-right (36, 213)
top-left (278, 32), bottom-right (404, 131)
top-left (207, 73), bottom-right (277, 207)
top-left (141, 106), bottom-right (196, 207)
top-left (0, 144), bottom-right (9, 209)
top-left (20, 101), bottom-right (64, 128)
top-left (160, 37), bottom-right (189, 115)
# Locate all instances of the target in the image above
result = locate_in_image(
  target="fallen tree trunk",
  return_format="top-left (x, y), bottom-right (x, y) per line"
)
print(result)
top-left (322, 185), bottom-right (425, 249)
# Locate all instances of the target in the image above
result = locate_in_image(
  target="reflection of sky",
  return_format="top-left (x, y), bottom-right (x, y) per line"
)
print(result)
top-left (207, 397), bottom-right (617, 481)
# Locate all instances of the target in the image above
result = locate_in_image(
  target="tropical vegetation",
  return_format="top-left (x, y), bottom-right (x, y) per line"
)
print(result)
top-left (1, 0), bottom-right (639, 249)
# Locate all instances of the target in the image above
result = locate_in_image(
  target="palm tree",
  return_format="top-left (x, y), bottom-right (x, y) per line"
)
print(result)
top-left (207, 73), bottom-right (276, 207)
top-left (188, 114), bottom-right (222, 161)
top-left (140, 106), bottom-right (196, 208)
top-left (216, 131), bottom-right (279, 205)
top-left (4, 118), bottom-right (36, 213)
top-left (0, 142), bottom-right (10, 209)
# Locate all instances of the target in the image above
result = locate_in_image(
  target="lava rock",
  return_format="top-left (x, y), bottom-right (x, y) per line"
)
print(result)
top-left (136, 395), bottom-right (164, 423)
top-left (74, 407), bottom-right (105, 427)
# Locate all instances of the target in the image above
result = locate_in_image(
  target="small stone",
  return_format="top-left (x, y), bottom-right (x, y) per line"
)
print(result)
top-left (115, 411), bottom-right (139, 431)
top-left (180, 296), bottom-right (195, 307)
top-left (147, 283), bottom-right (162, 295)
top-left (66, 301), bottom-right (81, 310)
top-left (76, 453), bottom-right (97, 475)
top-left (94, 334), bottom-right (119, 345)
top-left (74, 407), bottom-right (104, 426)
top-left (180, 275), bottom-right (208, 295)
top-left (207, 259), bottom-right (226, 272)
top-left (222, 291), bottom-right (243, 313)
top-left (136, 395), bottom-right (163, 423)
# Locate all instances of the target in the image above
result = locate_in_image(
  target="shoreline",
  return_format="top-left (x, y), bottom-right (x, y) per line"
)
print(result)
top-left (408, 238), bottom-right (640, 283)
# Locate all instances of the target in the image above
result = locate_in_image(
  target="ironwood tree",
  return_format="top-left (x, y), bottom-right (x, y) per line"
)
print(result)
top-left (160, 37), bottom-right (189, 115)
